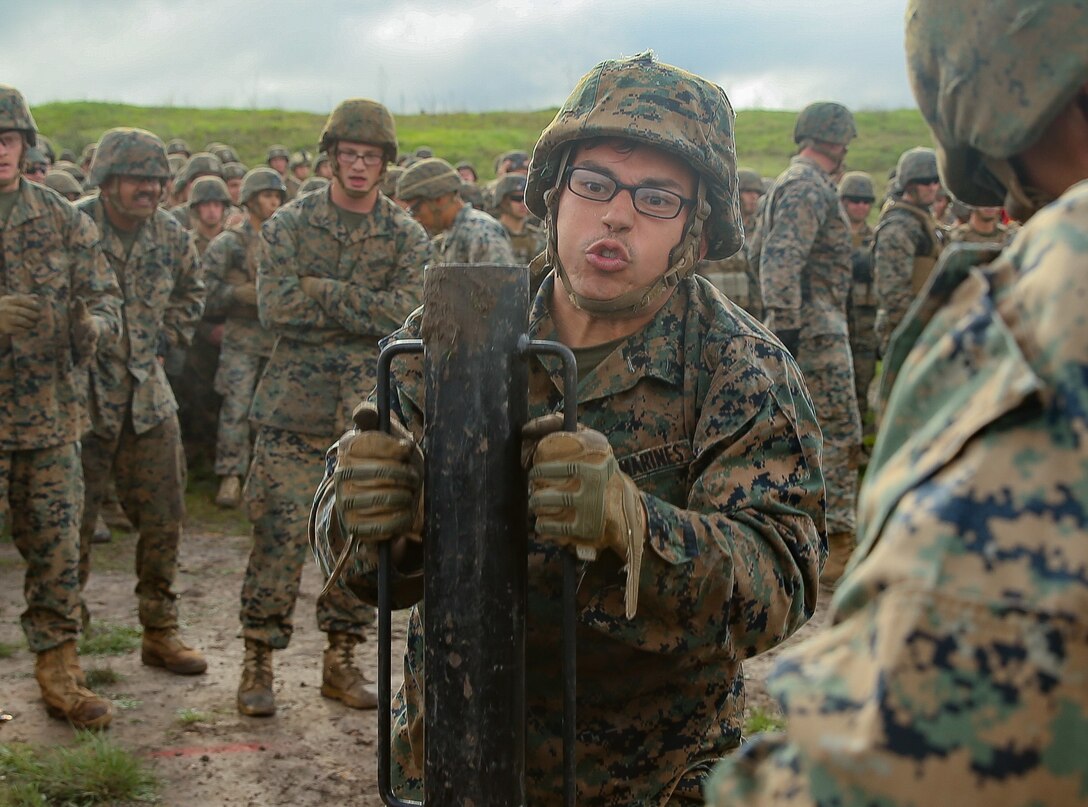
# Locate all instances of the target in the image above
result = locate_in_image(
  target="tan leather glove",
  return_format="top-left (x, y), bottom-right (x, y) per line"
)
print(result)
top-left (232, 283), bottom-right (258, 306)
top-left (0, 293), bottom-right (42, 336)
top-left (299, 276), bottom-right (322, 298)
top-left (524, 416), bottom-right (647, 618)
top-left (69, 299), bottom-right (101, 364)
top-left (334, 403), bottom-right (424, 545)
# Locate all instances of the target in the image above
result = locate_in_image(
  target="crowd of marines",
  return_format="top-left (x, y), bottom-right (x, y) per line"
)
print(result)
top-left (1, 0), bottom-right (1085, 802)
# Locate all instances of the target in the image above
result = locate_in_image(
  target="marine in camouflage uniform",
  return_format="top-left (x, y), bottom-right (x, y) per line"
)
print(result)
top-left (948, 204), bottom-right (1015, 247)
top-left (235, 99), bottom-right (432, 718)
top-left (169, 152), bottom-right (225, 228)
top-left (396, 157), bottom-right (515, 264)
top-left (697, 167), bottom-right (764, 316)
top-left (312, 53), bottom-right (825, 804)
top-left (494, 172), bottom-right (545, 264)
top-left (838, 170), bottom-right (878, 426)
top-left (77, 127), bottom-right (208, 677)
top-left (706, 2), bottom-right (1088, 804)
top-left (0, 85), bottom-right (121, 729)
top-left (758, 101), bottom-right (861, 585)
top-left (203, 168), bottom-right (285, 509)
top-left (872, 146), bottom-right (945, 355)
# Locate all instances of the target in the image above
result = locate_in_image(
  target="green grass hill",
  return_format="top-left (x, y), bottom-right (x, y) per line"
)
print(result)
top-left (31, 101), bottom-right (933, 184)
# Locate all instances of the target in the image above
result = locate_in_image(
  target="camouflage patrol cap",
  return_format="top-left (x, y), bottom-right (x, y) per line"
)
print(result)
top-left (53, 160), bottom-right (86, 183)
top-left (167, 138), bottom-right (190, 156)
top-left (396, 157), bottom-right (463, 201)
top-left (496, 173), bottom-right (527, 200)
top-left (895, 146), bottom-right (939, 188)
top-left (188, 175), bottom-right (231, 207)
top-left (838, 170), bottom-right (876, 200)
top-left (906, 0), bottom-right (1088, 206)
top-left (267, 144), bottom-right (290, 161)
top-left (298, 177), bottom-right (329, 195)
top-left (319, 99), bottom-right (397, 164)
top-left (240, 166), bottom-right (287, 205)
top-left (222, 161), bottom-right (248, 180)
top-left (211, 144), bottom-right (240, 165)
top-left (87, 128), bottom-right (170, 188)
top-left (0, 85), bottom-right (38, 146)
top-left (793, 101), bottom-right (857, 145)
top-left (737, 168), bottom-right (764, 194)
top-left (380, 165), bottom-right (405, 197)
top-left (44, 169), bottom-right (83, 198)
top-left (526, 50), bottom-right (742, 260)
top-left (181, 152), bottom-right (225, 185)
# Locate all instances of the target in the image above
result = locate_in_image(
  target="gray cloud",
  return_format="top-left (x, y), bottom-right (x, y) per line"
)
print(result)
top-left (5, 0), bottom-right (914, 113)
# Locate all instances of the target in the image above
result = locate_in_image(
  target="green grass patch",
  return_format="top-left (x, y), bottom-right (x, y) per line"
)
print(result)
top-left (744, 706), bottom-right (787, 735)
top-left (83, 667), bottom-right (123, 688)
top-left (78, 623), bottom-right (142, 656)
top-left (111, 696), bottom-right (142, 711)
top-left (0, 731), bottom-right (157, 806)
top-left (0, 640), bottom-right (22, 659)
top-left (174, 707), bottom-right (214, 726)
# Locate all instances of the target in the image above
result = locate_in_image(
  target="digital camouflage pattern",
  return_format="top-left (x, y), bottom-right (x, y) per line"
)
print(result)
top-left (432, 205), bottom-right (515, 265)
top-left (838, 171), bottom-right (875, 201)
top-left (526, 51), bottom-right (743, 263)
top-left (241, 181), bottom-right (430, 649)
top-left (202, 218), bottom-right (275, 477)
top-left (297, 177), bottom-right (328, 196)
top-left (395, 157), bottom-right (463, 202)
top-left (792, 101), bottom-right (856, 145)
top-left (188, 175), bottom-right (231, 207)
top-left (759, 154), bottom-right (860, 535)
top-left (706, 178), bottom-right (1088, 807)
top-left (846, 220), bottom-right (877, 419)
top-left (313, 272), bottom-right (826, 804)
top-left (241, 166), bottom-right (287, 205)
top-left (894, 146), bottom-right (938, 188)
top-left (1, 178), bottom-right (121, 653)
top-left (179, 152), bottom-right (225, 186)
top-left (503, 219), bottom-right (545, 266)
top-left (86, 128), bottom-right (170, 189)
top-left (318, 99), bottom-right (398, 164)
top-left (872, 198), bottom-right (943, 354)
top-left (0, 84), bottom-right (39, 145)
top-left (948, 218), bottom-right (1014, 247)
top-left (249, 187), bottom-right (430, 437)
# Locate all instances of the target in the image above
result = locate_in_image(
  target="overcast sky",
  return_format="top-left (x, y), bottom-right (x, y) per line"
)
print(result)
top-left (6, 0), bottom-right (915, 114)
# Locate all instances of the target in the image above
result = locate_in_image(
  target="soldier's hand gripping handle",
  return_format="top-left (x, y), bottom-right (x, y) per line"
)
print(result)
top-left (523, 414), bottom-right (647, 618)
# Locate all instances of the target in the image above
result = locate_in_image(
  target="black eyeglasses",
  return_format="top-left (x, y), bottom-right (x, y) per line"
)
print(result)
top-left (336, 148), bottom-right (384, 167)
top-left (915, 177), bottom-right (941, 186)
top-left (565, 167), bottom-right (692, 220)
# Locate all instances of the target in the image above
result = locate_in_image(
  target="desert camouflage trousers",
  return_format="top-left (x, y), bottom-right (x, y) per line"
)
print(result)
top-left (241, 426), bottom-right (374, 649)
top-left (79, 412), bottom-right (187, 629)
top-left (213, 348), bottom-right (267, 477)
top-left (1, 443), bottom-right (83, 652)
top-left (795, 334), bottom-right (861, 535)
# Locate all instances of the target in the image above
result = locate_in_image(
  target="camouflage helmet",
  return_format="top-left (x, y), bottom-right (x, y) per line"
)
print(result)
top-left (36, 135), bottom-right (56, 164)
top-left (79, 143), bottom-right (96, 166)
top-left (58, 149), bottom-right (76, 163)
top-left (455, 160), bottom-right (477, 181)
top-left (312, 151), bottom-right (330, 171)
top-left (288, 151), bottom-right (310, 170)
top-left (0, 85), bottom-right (38, 146)
top-left (906, 0), bottom-right (1088, 207)
top-left (396, 157), bottom-right (463, 201)
top-left (298, 176), bottom-right (329, 195)
top-left (496, 172), bottom-right (528, 201)
top-left (737, 168), bottom-right (764, 194)
top-left (895, 146), bottom-right (939, 188)
top-left (53, 160), bottom-right (86, 183)
top-left (319, 99), bottom-right (397, 164)
top-left (413, 146), bottom-right (434, 159)
top-left (167, 153), bottom-right (187, 177)
top-left (380, 165), bottom-right (405, 197)
top-left (87, 128), bottom-right (170, 188)
top-left (188, 176), bottom-right (231, 207)
top-left (166, 138), bottom-right (190, 156)
top-left (180, 152), bottom-right (225, 185)
top-left (211, 144), bottom-right (240, 165)
top-left (221, 161), bottom-right (248, 180)
top-left (266, 144), bottom-right (290, 161)
top-left (838, 171), bottom-right (876, 200)
top-left (44, 169), bottom-right (83, 198)
top-left (24, 146), bottom-right (48, 168)
top-left (793, 101), bottom-right (857, 146)
top-left (526, 50), bottom-right (742, 262)
top-left (240, 166), bottom-right (287, 205)
top-left (501, 150), bottom-right (530, 173)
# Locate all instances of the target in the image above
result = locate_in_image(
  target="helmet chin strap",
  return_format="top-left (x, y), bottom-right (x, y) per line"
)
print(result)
top-left (542, 147), bottom-right (709, 318)
top-left (981, 155), bottom-right (1053, 222)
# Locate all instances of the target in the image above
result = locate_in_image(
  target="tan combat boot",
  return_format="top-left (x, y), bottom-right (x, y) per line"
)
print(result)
top-left (215, 475), bottom-right (242, 509)
top-left (321, 632), bottom-right (378, 710)
top-left (35, 641), bottom-right (113, 729)
top-left (820, 531), bottom-right (856, 588)
top-left (141, 628), bottom-right (207, 675)
top-left (237, 639), bottom-right (275, 717)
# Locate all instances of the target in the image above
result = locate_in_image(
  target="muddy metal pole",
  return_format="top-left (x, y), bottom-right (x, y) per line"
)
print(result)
top-left (420, 263), bottom-right (529, 806)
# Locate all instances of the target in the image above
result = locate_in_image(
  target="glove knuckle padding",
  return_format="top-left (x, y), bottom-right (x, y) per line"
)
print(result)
top-left (334, 424), bottom-right (423, 544)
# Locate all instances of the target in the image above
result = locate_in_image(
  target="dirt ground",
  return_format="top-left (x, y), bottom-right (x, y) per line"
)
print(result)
top-left (0, 493), bottom-right (828, 806)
